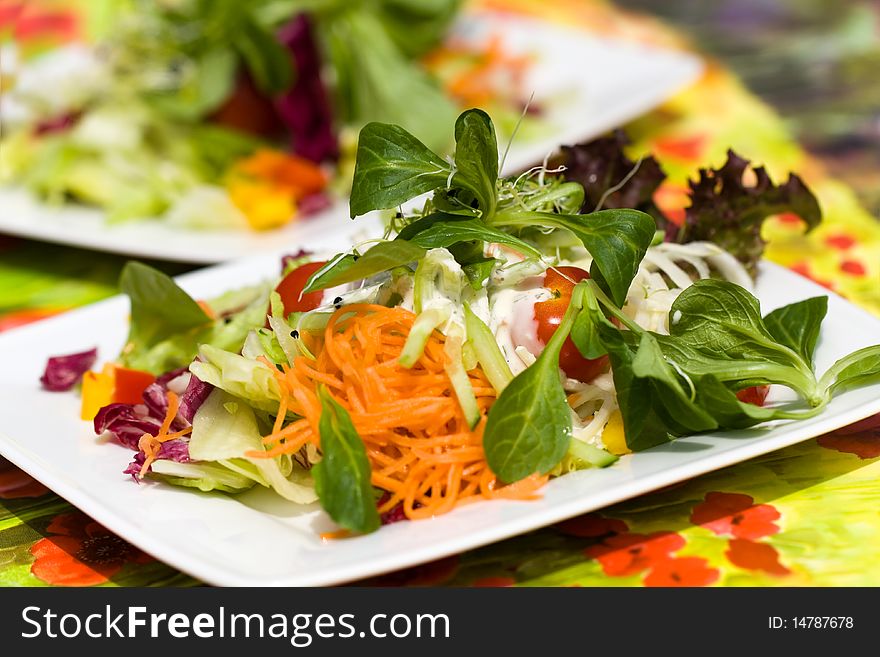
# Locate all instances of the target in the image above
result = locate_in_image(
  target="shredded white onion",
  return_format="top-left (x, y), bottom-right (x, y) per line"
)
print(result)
top-left (562, 240), bottom-right (752, 448)
top-left (622, 241), bottom-right (752, 335)
top-left (484, 238), bottom-right (753, 452)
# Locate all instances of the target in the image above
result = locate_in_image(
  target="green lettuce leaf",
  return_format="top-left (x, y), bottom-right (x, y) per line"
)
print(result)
top-left (189, 345), bottom-right (282, 413)
top-left (148, 460), bottom-right (257, 494)
top-left (190, 389), bottom-right (317, 504)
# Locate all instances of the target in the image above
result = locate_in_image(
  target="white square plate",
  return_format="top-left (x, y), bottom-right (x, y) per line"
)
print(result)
top-left (1, 251), bottom-right (879, 586)
top-left (0, 11), bottom-right (702, 263)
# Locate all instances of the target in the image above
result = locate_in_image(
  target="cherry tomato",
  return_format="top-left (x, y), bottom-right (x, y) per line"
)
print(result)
top-left (736, 385), bottom-right (770, 406)
top-left (535, 266), bottom-right (609, 382)
top-left (210, 75), bottom-right (282, 137)
top-left (275, 261), bottom-right (327, 314)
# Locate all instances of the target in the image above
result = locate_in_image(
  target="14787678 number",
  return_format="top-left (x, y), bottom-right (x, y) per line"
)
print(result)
top-left (769, 617), bottom-right (854, 630)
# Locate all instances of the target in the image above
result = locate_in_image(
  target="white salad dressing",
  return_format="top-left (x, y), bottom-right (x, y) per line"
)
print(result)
top-left (487, 274), bottom-right (550, 375)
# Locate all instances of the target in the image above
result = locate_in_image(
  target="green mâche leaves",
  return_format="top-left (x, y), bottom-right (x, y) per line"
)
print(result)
top-left (313, 386), bottom-right (380, 534)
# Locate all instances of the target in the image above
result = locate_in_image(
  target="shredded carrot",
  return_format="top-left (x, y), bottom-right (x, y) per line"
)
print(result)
top-left (253, 304), bottom-right (546, 521)
top-left (320, 529), bottom-right (353, 541)
top-left (137, 391), bottom-right (192, 479)
top-left (196, 300), bottom-right (216, 320)
top-left (422, 34), bottom-right (533, 108)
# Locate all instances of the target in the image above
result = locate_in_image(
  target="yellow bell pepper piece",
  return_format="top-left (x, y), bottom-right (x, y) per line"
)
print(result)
top-left (228, 179), bottom-right (297, 231)
top-left (80, 364), bottom-right (115, 421)
top-left (601, 409), bottom-right (631, 455)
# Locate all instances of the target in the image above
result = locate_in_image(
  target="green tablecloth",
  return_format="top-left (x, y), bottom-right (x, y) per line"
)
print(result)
top-left (2, 0), bottom-right (879, 587)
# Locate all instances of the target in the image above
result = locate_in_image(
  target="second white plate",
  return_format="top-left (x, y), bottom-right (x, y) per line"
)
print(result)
top-left (0, 12), bottom-right (702, 262)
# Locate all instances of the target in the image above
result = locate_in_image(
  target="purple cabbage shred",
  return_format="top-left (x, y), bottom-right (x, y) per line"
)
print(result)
top-left (92, 363), bottom-right (214, 478)
top-left (275, 15), bottom-right (338, 163)
top-left (280, 249), bottom-right (312, 273)
top-left (377, 493), bottom-right (410, 525)
top-left (40, 347), bottom-right (97, 392)
top-left (297, 192), bottom-right (333, 217)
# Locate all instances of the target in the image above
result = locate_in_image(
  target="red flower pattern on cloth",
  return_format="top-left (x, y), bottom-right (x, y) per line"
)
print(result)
top-left (818, 433), bottom-right (880, 459)
top-left (556, 513), bottom-right (628, 538)
top-left (789, 262), bottom-right (835, 290)
top-left (824, 234), bottom-right (857, 250)
top-left (30, 512), bottom-right (152, 586)
top-left (725, 539), bottom-right (790, 576)
top-left (0, 460), bottom-right (48, 499)
top-left (834, 413), bottom-right (880, 435)
top-left (653, 134), bottom-right (707, 161)
top-left (690, 492), bottom-right (781, 539)
top-left (776, 212), bottom-right (807, 226)
top-left (472, 576), bottom-right (516, 587)
top-left (839, 260), bottom-right (867, 276)
top-left (653, 183), bottom-right (690, 225)
top-left (642, 557), bottom-right (720, 587)
top-left (0, 308), bottom-right (61, 332)
top-left (817, 413), bottom-right (880, 458)
top-left (585, 532), bottom-right (685, 577)
top-left (369, 556), bottom-right (459, 587)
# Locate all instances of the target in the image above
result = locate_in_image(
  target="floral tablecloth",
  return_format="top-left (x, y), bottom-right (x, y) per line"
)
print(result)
top-left (1, 0), bottom-right (879, 587)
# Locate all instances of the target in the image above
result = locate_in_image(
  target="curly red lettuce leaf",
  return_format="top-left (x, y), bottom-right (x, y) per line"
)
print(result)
top-left (554, 134), bottom-right (821, 277)
top-left (554, 130), bottom-right (666, 217)
top-left (672, 150), bottom-right (822, 275)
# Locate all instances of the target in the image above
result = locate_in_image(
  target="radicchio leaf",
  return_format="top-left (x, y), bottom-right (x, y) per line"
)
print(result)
top-left (94, 403), bottom-right (162, 451)
top-left (275, 15), bottom-right (338, 162)
top-left (94, 363), bottom-right (212, 477)
top-left (141, 367), bottom-right (187, 421)
top-left (674, 150), bottom-right (822, 276)
top-left (178, 372), bottom-right (213, 424)
top-left (34, 112), bottom-right (79, 136)
top-left (123, 440), bottom-right (190, 481)
top-left (280, 249), bottom-right (312, 274)
top-left (297, 192), bottom-right (333, 217)
top-left (40, 348), bottom-right (97, 392)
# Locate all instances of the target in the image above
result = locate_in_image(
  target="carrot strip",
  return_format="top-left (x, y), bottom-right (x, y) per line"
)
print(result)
top-left (137, 392), bottom-right (192, 478)
top-left (259, 304), bottom-right (549, 523)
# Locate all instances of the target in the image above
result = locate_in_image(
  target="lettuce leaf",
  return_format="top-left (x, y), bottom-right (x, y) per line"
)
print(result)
top-left (554, 131), bottom-right (666, 217)
top-left (672, 150), bottom-right (822, 275)
top-left (119, 262), bottom-right (268, 374)
top-left (189, 345), bottom-right (282, 413)
top-left (148, 460), bottom-right (257, 494)
top-left (189, 389), bottom-right (317, 503)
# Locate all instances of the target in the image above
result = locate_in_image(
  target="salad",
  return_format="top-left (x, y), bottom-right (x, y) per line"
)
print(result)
top-left (1, 1), bottom-right (534, 231)
top-left (42, 110), bottom-right (880, 535)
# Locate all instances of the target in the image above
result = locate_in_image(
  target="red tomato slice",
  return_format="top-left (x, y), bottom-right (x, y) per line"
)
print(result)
top-left (275, 261), bottom-right (328, 315)
top-left (535, 266), bottom-right (609, 383)
top-left (736, 385), bottom-right (770, 406)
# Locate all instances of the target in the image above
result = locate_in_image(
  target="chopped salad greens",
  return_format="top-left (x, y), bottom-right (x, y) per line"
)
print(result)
top-left (2, 1), bottom-right (540, 231)
top-left (46, 109), bottom-right (880, 535)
